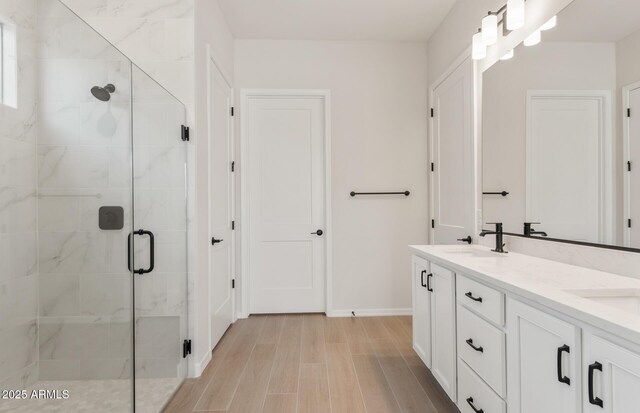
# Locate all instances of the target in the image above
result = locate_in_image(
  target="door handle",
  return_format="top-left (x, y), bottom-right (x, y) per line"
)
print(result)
top-left (557, 345), bottom-right (571, 385)
top-left (420, 270), bottom-right (427, 288)
top-left (466, 338), bottom-right (484, 353)
top-left (457, 236), bottom-right (472, 244)
top-left (127, 229), bottom-right (155, 275)
top-left (465, 292), bottom-right (483, 302)
top-left (426, 273), bottom-right (433, 292)
top-left (311, 229), bottom-right (324, 236)
top-left (211, 237), bottom-right (223, 245)
top-left (466, 397), bottom-right (484, 413)
top-left (588, 362), bottom-right (604, 408)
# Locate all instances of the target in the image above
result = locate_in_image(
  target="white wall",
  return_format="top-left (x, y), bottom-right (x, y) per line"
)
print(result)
top-left (234, 40), bottom-right (429, 314)
top-left (482, 42), bottom-right (617, 233)
top-left (193, 0), bottom-right (234, 374)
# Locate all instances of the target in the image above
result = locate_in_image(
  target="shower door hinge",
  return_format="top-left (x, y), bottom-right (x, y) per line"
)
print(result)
top-left (431, 162), bottom-right (435, 172)
top-left (231, 161), bottom-right (235, 172)
top-left (629, 219), bottom-right (633, 228)
top-left (232, 279), bottom-right (235, 289)
top-left (183, 339), bottom-right (192, 358)
top-left (628, 161), bottom-right (632, 172)
top-left (430, 108), bottom-right (434, 118)
top-left (432, 219), bottom-right (435, 229)
top-left (231, 107), bottom-right (235, 117)
top-left (231, 220), bottom-right (235, 230)
top-left (181, 125), bottom-right (190, 142)
top-left (628, 108), bottom-right (631, 118)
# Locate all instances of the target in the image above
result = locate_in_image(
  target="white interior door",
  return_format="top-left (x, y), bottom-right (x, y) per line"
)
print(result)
top-left (627, 86), bottom-right (640, 248)
top-left (209, 58), bottom-right (234, 348)
top-left (527, 92), bottom-right (610, 243)
top-left (246, 93), bottom-right (327, 314)
top-left (431, 58), bottom-right (474, 244)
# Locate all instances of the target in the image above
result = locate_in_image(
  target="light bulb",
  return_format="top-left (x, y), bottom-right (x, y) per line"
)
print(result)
top-left (482, 13), bottom-right (498, 45)
top-left (507, 0), bottom-right (525, 31)
top-left (540, 16), bottom-right (557, 31)
top-left (472, 31), bottom-right (487, 60)
top-left (524, 30), bottom-right (541, 46)
top-left (500, 50), bottom-right (514, 60)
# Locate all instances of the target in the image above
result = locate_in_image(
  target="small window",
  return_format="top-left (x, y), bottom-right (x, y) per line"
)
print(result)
top-left (0, 18), bottom-right (17, 108)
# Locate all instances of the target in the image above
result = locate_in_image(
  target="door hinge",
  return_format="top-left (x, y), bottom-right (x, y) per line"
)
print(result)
top-left (629, 219), bottom-right (633, 228)
top-left (181, 125), bottom-right (190, 142)
top-left (232, 279), bottom-right (235, 289)
top-left (628, 108), bottom-right (631, 118)
top-left (431, 162), bottom-right (435, 172)
top-left (231, 107), bottom-right (235, 117)
top-left (628, 161), bottom-right (632, 172)
top-left (231, 161), bottom-right (235, 172)
top-left (231, 220), bottom-right (235, 230)
top-left (430, 108), bottom-right (434, 118)
top-left (183, 339), bottom-right (192, 358)
top-left (431, 219), bottom-right (435, 229)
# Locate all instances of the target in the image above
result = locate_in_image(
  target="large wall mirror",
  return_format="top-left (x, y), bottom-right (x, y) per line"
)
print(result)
top-left (482, 0), bottom-right (640, 250)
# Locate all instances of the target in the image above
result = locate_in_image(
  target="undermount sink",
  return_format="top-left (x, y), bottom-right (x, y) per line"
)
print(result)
top-left (567, 289), bottom-right (640, 316)
top-left (441, 248), bottom-right (505, 258)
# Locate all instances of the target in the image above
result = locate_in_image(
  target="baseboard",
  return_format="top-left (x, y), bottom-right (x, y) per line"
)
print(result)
top-left (327, 308), bottom-right (412, 318)
top-left (193, 350), bottom-right (212, 378)
top-left (236, 312), bottom-right (249, 319)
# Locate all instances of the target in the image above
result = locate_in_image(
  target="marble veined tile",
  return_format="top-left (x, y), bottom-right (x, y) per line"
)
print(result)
top-left (39, 273), bottom-right (80, 316)
top-left (38, 231), bottom-right (110, 274)
top-left (0, 231), bottom-right (37, 281)
top-left (39, 317), bottom-right (109, 360)
top-left (0, 320), bottom-right (38, 381)
top-left (135, 316), bottom-right (179, 359)
top-left (0, 187), bottom-right (37, 233)
top-left (0, 275), bottom-right (37, 331)
top-left (38, 145), bottom-right (110, 188)
top-left (80, 274), bottom-right (131, 316)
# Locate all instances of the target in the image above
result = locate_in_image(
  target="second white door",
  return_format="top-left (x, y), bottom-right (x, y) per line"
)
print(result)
top-left (245, 93), bottom-right (327, 314)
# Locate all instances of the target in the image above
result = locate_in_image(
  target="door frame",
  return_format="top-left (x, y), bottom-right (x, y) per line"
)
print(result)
top-left (428, 51), bottom-right (476, 244)
top-left (239, 89), bottom-right (333, 318)
top-left (623, 81), bottom-right (640, 247)
top-left (206, 47), bottom-right (236, 347)
top-left (526, 90), bottom-right (613, 244)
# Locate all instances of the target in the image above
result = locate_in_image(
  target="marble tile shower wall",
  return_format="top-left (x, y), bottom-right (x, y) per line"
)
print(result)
top-left (0, 0), bottom-right (39, 391)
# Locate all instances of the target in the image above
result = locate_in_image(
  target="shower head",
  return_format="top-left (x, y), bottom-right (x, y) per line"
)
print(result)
top-left (91, 84), bottom-right (116, 102)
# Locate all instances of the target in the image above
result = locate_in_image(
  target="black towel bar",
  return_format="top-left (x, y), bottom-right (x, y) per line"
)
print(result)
top-left (350, 191), bottom-right (410, 197)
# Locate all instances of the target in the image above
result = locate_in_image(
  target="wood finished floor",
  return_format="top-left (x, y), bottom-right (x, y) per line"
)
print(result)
top-left (163, 315), bottom-right (460, 413)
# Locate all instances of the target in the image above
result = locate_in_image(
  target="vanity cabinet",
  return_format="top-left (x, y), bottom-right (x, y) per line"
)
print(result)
top-left (506, 298), bottom-right (581, 413)
top-left (583, 333), bottom-right (640, 413)
top-left (412, 255), bottom-right (432, 367)
top-left (411, 256), bottom-right (457, 401)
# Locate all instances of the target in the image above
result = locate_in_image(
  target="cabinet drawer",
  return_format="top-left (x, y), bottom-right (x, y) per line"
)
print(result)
top-left (457, 305), bottom-right (506, 397)
top-left (457, 274), bottom-right (504, 326)
top-left (458, 359), bottom-right (506, 413)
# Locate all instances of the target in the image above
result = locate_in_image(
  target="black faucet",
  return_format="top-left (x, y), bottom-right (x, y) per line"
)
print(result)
top-left (479, 222), bottom-right (507, 253)
top-left (524, 222), bottom-right (548, 237)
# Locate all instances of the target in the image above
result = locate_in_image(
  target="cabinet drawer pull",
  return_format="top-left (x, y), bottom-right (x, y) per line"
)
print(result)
top-left (466, 338), bottom-right (484, 353)
top-left (420, 270), bottom-right (427, 288)
top-left (426, 273), bottom-right (433, 292)
top-left (466, 397), bottom-right (484, 413)
top-left (556, 345), bottom-right (571, 385)
top-left (588, 362), bottom-right (604, 408)
top-left (465, 292), bottom-right (483, 302)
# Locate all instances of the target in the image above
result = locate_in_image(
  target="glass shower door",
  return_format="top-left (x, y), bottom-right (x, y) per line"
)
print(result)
top-left (130, 65), bottom-right (189, 412)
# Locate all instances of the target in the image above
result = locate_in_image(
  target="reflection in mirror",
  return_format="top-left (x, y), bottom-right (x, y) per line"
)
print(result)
top-left (482, 0), bottom-right (640, 249)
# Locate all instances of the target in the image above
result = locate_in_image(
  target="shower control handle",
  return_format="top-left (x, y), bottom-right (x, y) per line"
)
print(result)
top-left (127, 229), bottom-right (155, 275)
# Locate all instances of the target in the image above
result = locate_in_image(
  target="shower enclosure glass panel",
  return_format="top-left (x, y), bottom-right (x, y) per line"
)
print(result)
top-left (131, 65), bottom-right (189, 412)
top-left (0, 1), bottom-right (189, 411)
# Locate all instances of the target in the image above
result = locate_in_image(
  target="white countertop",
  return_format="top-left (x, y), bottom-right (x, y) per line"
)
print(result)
top-left (409, 244), bottom-right (640, 346)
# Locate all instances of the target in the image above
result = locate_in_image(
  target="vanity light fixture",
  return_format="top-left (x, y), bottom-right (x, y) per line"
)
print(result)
top-left (472, 29), bottom-right (487, 60)
top-left (523, 30), bottom-right (541, 46)
top-left (500, 49), bottom-right (515, 60)
top-left (506, 0), bottom-right (525, 30)
top-left (540, 15), bottom-right (557, 31)
top-left (482, 12), bottom-right (499, 45)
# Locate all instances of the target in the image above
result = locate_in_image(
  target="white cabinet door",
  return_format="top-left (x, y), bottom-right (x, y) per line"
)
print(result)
top-left (583, 333), bottom-right (640, 413)
top-left (506, 298), bottom-right (581, 413)
top-left (412, 255), bottom-right (431, 368)
top-left (430, 263), bottom-right (457, 401)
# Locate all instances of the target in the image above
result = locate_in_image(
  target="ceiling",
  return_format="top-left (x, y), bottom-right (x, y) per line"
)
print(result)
top-left (546, 0), bottom-right (640, 43)
top-left (216, 0), bottom-right (457, 42)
